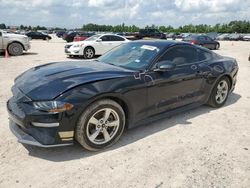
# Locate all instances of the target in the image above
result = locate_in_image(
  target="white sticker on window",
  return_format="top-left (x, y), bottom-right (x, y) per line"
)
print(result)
top-left (140, 45), bottom-right (159, 52)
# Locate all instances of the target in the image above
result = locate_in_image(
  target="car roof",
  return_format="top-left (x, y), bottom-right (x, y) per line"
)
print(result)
top-left (100, 33), bottom-right (123, 36)
top-left (98, 33), bottom-right (128, 39)
top-left (130, 40), bottom-right (192, 48)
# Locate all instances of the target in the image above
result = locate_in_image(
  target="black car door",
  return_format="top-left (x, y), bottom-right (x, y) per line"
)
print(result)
top-left (28, 32), bottom-right (35, 39)
top-left (204, 36), bottom-right (215, 49)
top-left (34, 32), bottom-right (41, 39)
top-left (198, 36), bottom-right (209, 48)
top-left (145, 45), bottom-right (208, 116)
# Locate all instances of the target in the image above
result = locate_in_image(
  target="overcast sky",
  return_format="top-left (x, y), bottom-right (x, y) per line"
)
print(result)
top-left (0, 0), bottom-right (249, 28)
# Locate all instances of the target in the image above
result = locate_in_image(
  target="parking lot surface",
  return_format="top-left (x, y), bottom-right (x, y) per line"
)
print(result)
top-left (0, 36), bottom-right (250, 187)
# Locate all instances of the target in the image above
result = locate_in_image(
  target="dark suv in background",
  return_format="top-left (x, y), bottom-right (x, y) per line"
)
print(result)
top-left (62, 31), bottom-right (80, 42)
top-left (136, 28), bottom-right (166, 39)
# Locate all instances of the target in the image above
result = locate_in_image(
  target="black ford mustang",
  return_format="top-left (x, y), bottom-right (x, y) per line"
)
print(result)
top-left (7, 40), bottom-right (238, 151)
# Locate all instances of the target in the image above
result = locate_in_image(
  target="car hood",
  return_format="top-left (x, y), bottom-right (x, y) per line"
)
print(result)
top-left (3, 33), bottom-right (28, 39)
top-left (14, 61), bottom-right (135, 100)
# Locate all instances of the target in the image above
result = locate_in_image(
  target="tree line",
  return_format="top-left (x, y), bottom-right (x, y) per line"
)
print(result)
top-left (1, 20), bottom-right (250, 33)
top-left (0, 23), bottom-right (65, 31)
top-left (82, 20), bottom-right (250, 33)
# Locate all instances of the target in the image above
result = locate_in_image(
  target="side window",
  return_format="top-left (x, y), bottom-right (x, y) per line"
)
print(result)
top-left (197, 49), bottom-right (212, 61)
top-left (116, 36), bottom-right (125, 41)
top-left (100, 36), bottom-right (109, 41)
top-left (205, 36), bottom-right (212, 41)
top-left (199, 36), bottom-right (206, 41)
top-left (158, 46), bottom-right (198, 66)
top-left (110, 36), bottom-right (125, 41)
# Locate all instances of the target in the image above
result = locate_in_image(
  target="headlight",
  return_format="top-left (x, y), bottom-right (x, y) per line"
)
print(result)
top-left (33, 101), bottom-right (74, 113)
top-left (73, 43), bottom-right (84, 48)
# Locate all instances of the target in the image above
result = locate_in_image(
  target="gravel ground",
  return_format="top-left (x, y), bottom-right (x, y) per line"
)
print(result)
top-left (0, 36), bottom-right (250, 188)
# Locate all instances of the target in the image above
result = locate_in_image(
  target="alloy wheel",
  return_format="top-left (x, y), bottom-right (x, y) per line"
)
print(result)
top-left (215, 80), bottom-right (229, 104)
top-left (86, 108), bottom-right (120, 145)
top-left (85, 48), bottom-right (94, 58)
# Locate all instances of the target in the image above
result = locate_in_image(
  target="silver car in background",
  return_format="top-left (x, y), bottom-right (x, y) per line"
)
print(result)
top-left (0, 30), bottom-right (30, 56)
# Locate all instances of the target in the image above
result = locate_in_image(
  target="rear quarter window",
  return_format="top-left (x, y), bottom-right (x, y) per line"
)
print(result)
top-left (197, 49), bottom-right (213, 61)
top-left (110, 36), bottom-right (125, 41)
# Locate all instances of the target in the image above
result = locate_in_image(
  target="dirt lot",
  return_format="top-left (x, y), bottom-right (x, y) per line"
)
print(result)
top-left (0, 36), bottom-right (250, 188)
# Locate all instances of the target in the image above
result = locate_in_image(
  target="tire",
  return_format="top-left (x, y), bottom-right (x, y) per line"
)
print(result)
top-left (7, 42), bottom-right (23, 56)
top-left (215, 43), bottom-right (220, 50)
top-left (83, 47), bottom-right (95, 59)
top-left (75, 99), bottom-right (126, 151)
top-left (45, 37), bottom-right (49, 40)
top-left (208, 77), bottom-right (230, 108)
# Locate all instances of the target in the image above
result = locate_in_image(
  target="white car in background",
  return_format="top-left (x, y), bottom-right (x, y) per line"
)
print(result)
top-left (243, 34), bottom-right (250, 41)
top-left (65, 34), bottom-right (129, 59)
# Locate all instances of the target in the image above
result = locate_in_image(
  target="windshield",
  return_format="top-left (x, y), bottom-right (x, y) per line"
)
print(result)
top-left (98, 42), bottom-right (163, 70)
top-left (85, 34), bottom-right (101, 41)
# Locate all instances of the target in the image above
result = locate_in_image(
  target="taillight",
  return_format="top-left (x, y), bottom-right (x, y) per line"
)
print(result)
top-left (191, 40), bottom-right (197, 44)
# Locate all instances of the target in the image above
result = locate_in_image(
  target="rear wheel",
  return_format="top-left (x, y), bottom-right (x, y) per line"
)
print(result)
top-left (83, 47), bottom-right (95, 59)
top-left (8, 42), bottom-right (23, 56)
top-left (75, 99), bottom-right (125, 151)
top-left (208, 77), bottom-right (230, 108)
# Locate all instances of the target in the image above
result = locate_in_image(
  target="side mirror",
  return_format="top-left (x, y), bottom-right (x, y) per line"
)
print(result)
top-left (154, 61), bottom-right (176, 72)
top-left (96, 39), bottom-right (102, 42)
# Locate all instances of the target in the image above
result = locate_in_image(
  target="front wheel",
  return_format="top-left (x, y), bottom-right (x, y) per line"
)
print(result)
top-left (83, 47), bottom-right (95, 59)
top-left (208, 77), bottom-right (230, 108)
top-left (75, 99), bottom-right (125, 151)
top-left (8, 42), bottom-right (23, 56)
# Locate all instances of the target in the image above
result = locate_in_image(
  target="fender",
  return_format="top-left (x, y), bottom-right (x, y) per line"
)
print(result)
top-left (7, 41), bottom-right (24, 50)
